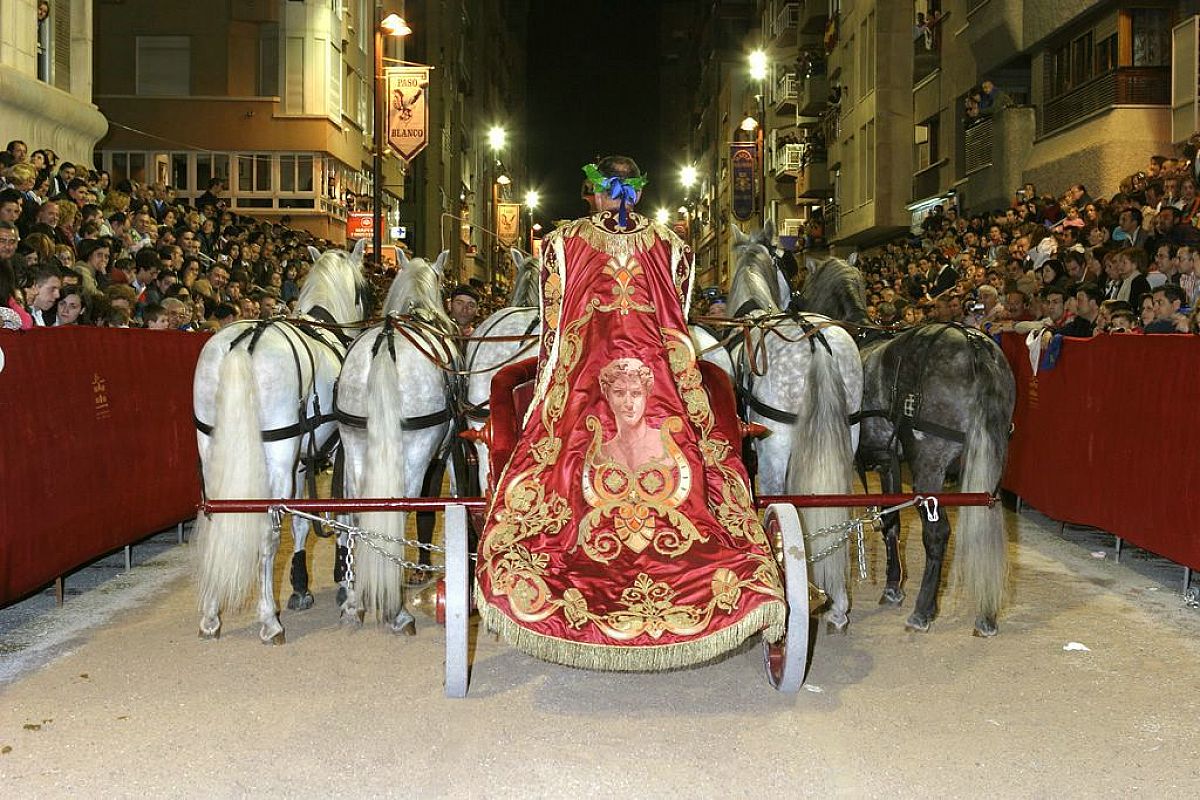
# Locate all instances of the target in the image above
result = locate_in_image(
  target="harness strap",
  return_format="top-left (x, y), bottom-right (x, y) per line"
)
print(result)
top-left (334, 406), bottom-right (452, 432)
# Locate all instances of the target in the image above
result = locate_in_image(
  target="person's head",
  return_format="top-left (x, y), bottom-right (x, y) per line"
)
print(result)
top-left (1109, 308), bottom-right (1137, 331)
top-left (1153, 206), bottom-right (1178, 235)
top-left (105, 283), bottom-right (137, 315)
top-left (598, 357), bottom-right (653, 428)
top-left (214, 302), bottom-right (240, 327)
top-left (66, 177), bottom-right (89, 205)
top-left (133, 247), bottom-right (162, 284)
top-left (1041, 286), bottom-right (1067, 321)
top-left (1119, 207), bottom-right (1143, 234)
top-left (0, 220), bottom-right (18, 261)
top-left (155, 270), bottom-right (178, 293)
top-left (178, 227), bottom-right (199, 256)
top-left (35, 200), bottom-right (59, 228)
top-left (30, 267), bottom-right (61, 311)
top-left (584, 155), bottom-right (644, 214)
top-left (55, 286), bottom-right (85, 325)
top-left (0, 191), bottom-right (21, 224)
top-left (448, 285), bottom-right (479, 326)
top-left (1179, 245), bottom-right (1196, 275)
top-left (1041, 259), bottom-right (1064, 286)
top-left (1139, 293), bottom-right (1156, 325)
top-left (6, 140), bottom-right (27, 162)
top-left (1153, 284), bottom-right (1186, 321)
top-left (1118, 247), bottom-right (1148, 278)
top-left (978, 284), bottom-right (999, 309)
top-left (208, 264), bottom-right (229, 289)
top-left (1005, 289), bottom-right (1028, 317)
top-left (162, 297), bottom-right (191, 328)
top-left (1073, 283), bottom-right (1102, 322)
top-left (143, 303), bottom-right (169, 329)
top-left (79, 238), bottom-right (111, 274)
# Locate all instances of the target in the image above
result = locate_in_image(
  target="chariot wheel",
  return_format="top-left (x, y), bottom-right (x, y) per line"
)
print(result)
top-left (762, 503), bottom-right (812, 693)
top-left (443, 504), bottom-right (471, 698)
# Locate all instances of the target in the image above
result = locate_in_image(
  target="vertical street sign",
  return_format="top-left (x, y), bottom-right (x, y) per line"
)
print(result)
top-left (731, 144), bottom-right (757, 221)
top-left (496, 203), bottom-right (522, 246)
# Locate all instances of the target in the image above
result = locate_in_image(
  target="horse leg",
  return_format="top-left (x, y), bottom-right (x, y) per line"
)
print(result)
top-left (199, 591), bottom-right (222, 640)
top-left (877, 458), bottom-right (906, 607)
top-left (286, 513), bottom-right (315, 611)
top-left (905, 458), bottom-right (953, 634)
top-left (256, 446), bottom-right (294, 644)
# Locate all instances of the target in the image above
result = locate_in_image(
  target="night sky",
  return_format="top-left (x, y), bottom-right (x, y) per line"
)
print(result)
top-left (525, 1), bottom-right (665, 225)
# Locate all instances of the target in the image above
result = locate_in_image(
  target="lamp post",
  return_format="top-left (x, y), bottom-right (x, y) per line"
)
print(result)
top-left (487, 125), bottom-right (507, 279)
top-left (748, 48), bottom-right (769, 225)
top-left (373, 10), bottom-right (411, 271)
top-left (524, 189), bottom-right (539, 251)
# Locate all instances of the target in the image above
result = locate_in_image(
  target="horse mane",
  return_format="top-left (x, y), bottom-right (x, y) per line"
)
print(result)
top-left (384, 254), bottom-right (454, 330)
top-left (508, 254), bottom-right (540, 307)
top-left (799, 255), bottom-right (870, 324)
top-left (728, 227), bottom-right (783, 314)
top-left (298, 249), bottom-right (367, 323)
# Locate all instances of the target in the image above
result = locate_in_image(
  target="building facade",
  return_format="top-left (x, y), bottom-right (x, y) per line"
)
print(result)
top-left (0, 0), bottom-right (108, 165)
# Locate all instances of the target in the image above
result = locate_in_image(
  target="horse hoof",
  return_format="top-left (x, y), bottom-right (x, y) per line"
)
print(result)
top-left (878, 587), bottom-right (905, 606)
top-left (973, 619), bottom-right (999, 638)
top-left (336, 586), bottom-right (348, 607)
top-left (905, 614), bottom-right (931, 633)
top-left (198, 628), bottom-right (220, 641)
top-left (394, 621), bottom-right (417, 637)
top-left (825, 620), bottom-right (849, 635)
top-left (268, 631), bottom-right (286, 646)
top-left (287, 591), bottom-right (315, 611)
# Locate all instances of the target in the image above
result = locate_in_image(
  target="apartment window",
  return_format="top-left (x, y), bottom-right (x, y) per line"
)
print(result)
top-left (845, 135), bottom-right (855, 205)
top-left (136, 36), bottom-right (191, 96)
top-left (284, 37), bottom-right (305, 114)
top-left (171, 153), bottom-right (189, 191)
top-left (196, 154), bottom-right (230, 190)
top-left (280, 155), bottom-right (315, 193)
top-left (329, 42), bottom-right (343, 123)
top-left (1096, 34), bottom-right (1118, 75)
top-left (1131, 8), bottom-right (1171, 66)
top-left (258, 23), bottom-right (280, 97)
top-left (357, 0), bottom-right (369, 53)
top-left (865, 120), bottom-right (875, 202)
top-left (862, 12), bottom-right (875, 94)
top-left (915, 117), bottom-right (939, 171)
top-left (1071, 32), bottom-right (1094, 86)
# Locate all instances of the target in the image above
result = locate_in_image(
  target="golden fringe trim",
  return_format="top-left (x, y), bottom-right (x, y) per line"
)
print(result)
top-left (476, 587), bottom-right (787, 672)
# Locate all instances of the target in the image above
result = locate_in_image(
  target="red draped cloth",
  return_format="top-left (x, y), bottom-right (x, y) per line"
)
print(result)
top-left (476, 211), bottom-right (785, 670)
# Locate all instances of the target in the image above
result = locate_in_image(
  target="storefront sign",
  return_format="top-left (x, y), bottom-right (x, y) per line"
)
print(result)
top-left (731, 144), bottom-right (757, 221)
top-left (346, 211), bottom-right (374, 240)
top-left (386, 67), bottom-right (430, 160)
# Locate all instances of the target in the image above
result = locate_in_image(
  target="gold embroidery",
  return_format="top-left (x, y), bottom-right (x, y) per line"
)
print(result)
top-left (597, 255), bottom-right (656, 316)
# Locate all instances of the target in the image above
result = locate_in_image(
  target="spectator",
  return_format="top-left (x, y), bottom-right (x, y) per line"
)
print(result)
top-left (447, 284), bottom-right (480, 336)
top-left (143, 303), bottom-right (169, 330)
top-left (1112, 247), bottom-right (1152, 309)
top-left (0, 257), bottom-right (31, 329)
top-left (26, 266), bottom-right (61, 326)
top-left (1144, 284), bottom-right (1189, 333)
top-left (54, 285), bottom-right (86, 326)
top-left (1112, 207), bottom-right (1148, 249)
top-left (1059, 283), bottom-right (1102, 337)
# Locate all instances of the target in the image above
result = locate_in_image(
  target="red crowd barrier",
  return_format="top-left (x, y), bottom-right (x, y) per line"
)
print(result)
top-left (0, 328), bottom-right (209, 606)
top-left (1000, 332), bottom-right (1200, 571)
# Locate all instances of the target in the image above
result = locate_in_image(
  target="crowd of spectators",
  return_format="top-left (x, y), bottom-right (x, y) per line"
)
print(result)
top-left (0, 138), bottom-right (386, 333)
top-left (840, 151), bottom-right (1200, 340)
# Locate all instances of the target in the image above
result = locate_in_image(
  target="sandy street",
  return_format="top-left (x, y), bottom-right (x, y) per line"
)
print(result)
top-left (1, 502), bottom-right (1199, 798)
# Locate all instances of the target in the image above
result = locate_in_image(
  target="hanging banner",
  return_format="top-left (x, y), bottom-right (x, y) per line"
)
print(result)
top-left (497, 203), bottom-right (522, 247)
top-left (386, 66), bottom-right (430, 160)
top-left (731, 144), bottom-right (757, 221)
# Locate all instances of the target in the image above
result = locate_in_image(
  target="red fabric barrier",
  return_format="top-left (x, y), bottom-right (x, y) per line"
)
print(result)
top-left (1000, 332), bottom-right (1200, 570)
top-left (0, 328), bottom-right (209, 605)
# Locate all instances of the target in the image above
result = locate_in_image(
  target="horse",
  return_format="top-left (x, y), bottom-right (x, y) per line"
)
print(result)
top-left (798, 255), bottom-right (1016, 636)
top-left (194, 240), bottom-right (370, 643)
top-left (334, 249), bottom-right (457, 633)
top-left (727, 224), bottom-right (863, 632)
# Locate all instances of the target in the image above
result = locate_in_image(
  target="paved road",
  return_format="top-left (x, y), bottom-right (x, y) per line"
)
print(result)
top-left (2, 504), bottom-right (1198, 797)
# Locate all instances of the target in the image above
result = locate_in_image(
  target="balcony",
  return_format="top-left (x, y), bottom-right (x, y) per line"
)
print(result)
top-left (911, 162), bottom-right (941, 203)
top-left (780, 218), bottom-right (805, 238)
top-left (773, 72), bottom-right (799, 111)
top-left (799, 72), bottom-right (829, 116)
top-left (913, 12), bottom-right (948, 86)
top-left (1040, 67), bottom-right (1170, 138)
top-left (773, 143), bottom-right (804, 178)
top-left (766, 2), bottom-right (800, 48)
top-left (796, 163), bottom-right (830, 199)
top-left (798, 0), bottom-right (829, 35)
top-left (963, 116), bottom-right (994, 175)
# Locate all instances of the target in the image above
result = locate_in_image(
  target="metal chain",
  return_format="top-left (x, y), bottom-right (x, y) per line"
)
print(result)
top-left (802, 497), bottom-right (931, 575)
top-left (278, 505), bottom-right (446, 554)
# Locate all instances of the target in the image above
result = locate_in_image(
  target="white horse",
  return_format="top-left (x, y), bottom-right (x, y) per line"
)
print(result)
top-left (727, 224), bottom-right (863, 631)
top-left (194, 240), bottom-right (369, 643)
top-left (334, 249), bottom-right (457, 633)
top-left (463, 248), bottom-right (737, 489)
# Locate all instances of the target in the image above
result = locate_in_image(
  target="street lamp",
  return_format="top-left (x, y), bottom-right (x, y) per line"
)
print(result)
top-left (488, 126), bottom-right (507, 152)
top-left (373, 9), bottom-right (411, 273)
top-left (655, 208), bottom-right (670, 225)
top-left (748, 48), bottom-right (769, 224)
top-left (680, 164), bottom-right (698, 190)
top-left (525, 190), bottom-right (539, 251)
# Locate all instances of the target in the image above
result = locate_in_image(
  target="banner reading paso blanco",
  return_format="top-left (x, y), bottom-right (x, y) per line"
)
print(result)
top-left (496, 203), bottom-right (522, 247)
top-left (386, 66), bottom-right (430, 160)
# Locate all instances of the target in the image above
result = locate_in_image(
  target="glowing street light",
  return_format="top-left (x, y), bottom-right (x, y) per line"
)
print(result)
top-left (655, 208), bottom-right (670, 225)
top-left (488, 126), bottom-right (507, 152)
top-left (379, 14), bottom-right (412, 36)
top-left (495, 173), bottom-right (511, 186)
top-left (740, 115), bottom-right (760, 131)
top-left (680, 164), bottom-right (698, 189)
top-left (372, 13), bottom-right (413, 274)
top-left (524, 189), bottom-right (540, 209)
top-left (748, 49), bottom-right (769, 82)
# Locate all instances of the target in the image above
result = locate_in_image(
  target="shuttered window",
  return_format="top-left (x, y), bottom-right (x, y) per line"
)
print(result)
top-left (136, 36), bottom-right (191, 96)
top-left (52, 0), bottom-right (71, 91)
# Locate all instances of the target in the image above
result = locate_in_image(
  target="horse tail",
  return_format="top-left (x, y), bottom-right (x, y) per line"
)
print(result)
top-left (952, 350), bottom-right (1011, 624)
top-left (785, 338), bottom-right (854, 606)
top-left (354, 344), bottom-right (408, 619)
top-left (196, 347), bottom-right (268, 613)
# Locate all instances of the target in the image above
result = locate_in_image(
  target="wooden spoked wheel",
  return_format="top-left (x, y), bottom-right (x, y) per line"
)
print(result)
top-left (762, 503), bottom-right (811, 693)
top-left (443, 504), bottom-right (471, 698)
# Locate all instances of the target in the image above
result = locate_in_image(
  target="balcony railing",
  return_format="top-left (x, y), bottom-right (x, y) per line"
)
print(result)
top-left (773, 143), bottom-right (805, 177)
top-left (912, 163), bottom-right (940, 203)
top-left (767, 2), bottom-right (800, 45)
top-left (963, 115), bottom-right (994, 174)
top-left (774, 72), bottom-right (799, 108)
top-left (796, 164), bottom-right (830, 198)
top-left (1040, 67), bottom-right (1170, 137)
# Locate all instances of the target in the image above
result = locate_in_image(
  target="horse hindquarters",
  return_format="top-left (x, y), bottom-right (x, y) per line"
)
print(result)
top-left (196, 348), bottom-right (270, 636)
